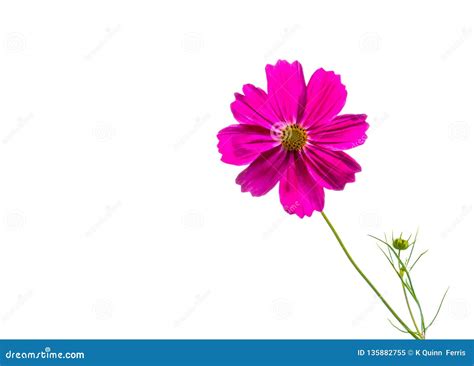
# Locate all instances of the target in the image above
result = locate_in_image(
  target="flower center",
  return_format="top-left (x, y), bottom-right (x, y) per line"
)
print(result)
top-left (281, 124), bottom-right (307, 151)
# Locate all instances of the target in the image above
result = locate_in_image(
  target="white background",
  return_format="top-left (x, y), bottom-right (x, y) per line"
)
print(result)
top-left (0, 0), bottom-right (473, 339)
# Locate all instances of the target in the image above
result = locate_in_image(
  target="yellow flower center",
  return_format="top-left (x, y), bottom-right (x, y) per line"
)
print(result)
top-left (281, 124), bottom-right (307, 151)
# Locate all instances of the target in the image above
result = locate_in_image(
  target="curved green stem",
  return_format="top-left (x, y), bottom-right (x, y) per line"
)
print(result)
top-left (321, 211), bottom-right (420, 340)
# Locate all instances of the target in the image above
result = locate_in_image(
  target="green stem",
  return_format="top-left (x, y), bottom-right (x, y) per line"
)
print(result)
top-left (320, 211), bottom-right (420, 340)
top-left (402, 280), bottom-right (423, 338)
top-left (397, 250), bottom-right (423, 338)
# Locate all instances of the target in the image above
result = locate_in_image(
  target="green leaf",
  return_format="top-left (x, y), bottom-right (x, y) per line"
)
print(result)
top-left (406, 228), bottom-right (419, 266)
top-left (388, 318), bottom-right (410, 334)
top-left (409, 250), bottom-right (429, 271)
top-left (425, 287), bottom-right (450, 332)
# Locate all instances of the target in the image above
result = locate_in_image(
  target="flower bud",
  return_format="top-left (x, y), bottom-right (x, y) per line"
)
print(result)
top-left (393, 238), bottom-right (409, 250)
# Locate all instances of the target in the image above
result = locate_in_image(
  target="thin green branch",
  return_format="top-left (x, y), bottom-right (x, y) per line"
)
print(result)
top-left (409, 250), bottom-right (429, 271)
top-left (425, 288), bottom-right (450, 332)
top-left (321, 212), bottom-right (420, 340)
top-left (369, 235), bottom-right (427, 332)
top-left (377, 245), bottom-right (396, 270)
top-left (370, 236), bottom-right (416, 297)
top-left (406, 228), bottom-right (419, 265)
top-left (399, 263), bottom-right (423, 337)
top-left (402, 283), bottom-right (422, 335)
top-left (388, 318), bottom-right (410, 334)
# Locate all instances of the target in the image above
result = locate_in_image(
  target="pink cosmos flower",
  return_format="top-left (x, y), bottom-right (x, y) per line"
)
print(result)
top-left (217, 60), bottom-right (369, 218)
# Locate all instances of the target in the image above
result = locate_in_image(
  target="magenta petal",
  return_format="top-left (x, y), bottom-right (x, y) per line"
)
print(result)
top-left (304, 146), bottom-right (361, 191)
top-left (309, 114), bottom-right (369, 151)
top-left (236, 146), bottom-right (289, 197)
top-left (231, 84), bottom-right (280, 129)
top-left (217, 124), bottom-right (278, 166)
top-left (301, 68), bottom-right (347, 130)
top-left (265, 60), bottom-right (306, 124)
top-left (279, 153), bottom-right (325, 218)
